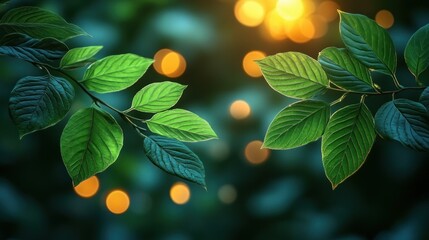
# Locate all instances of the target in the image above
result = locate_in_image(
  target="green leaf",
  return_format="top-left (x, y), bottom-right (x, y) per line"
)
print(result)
top-left (60, 46), bottom-right (103, 69)
top-left (420, 87), bottom-right (429, 111)
top-left (404, 24), bottom-right (429, 81)
top-left (9, 75), bottom-right (74, 139)
top-left (130, 81), bottom-right (187, 113)
top-left (81, 54), bottom-right (153, 93)
top-left (0, 6), bottom-right (88, 41)
top-left (318, 47), bottom-right (375, 92)
top-left (143, 135), bottom-right (206, 188)
top-left (0, 33), bottom-right (68, 66)
top-left (60, 107), bottom-right (123, 186)
top-left (256, 52), bottom-right (329, 99)
top-left (375, 99), bottom-right (429, 151)
top-left (263, 100), bottom-right (330, 149)
top-left (339, 11), bottom-right (397, 76)
top-left (146, 109), bottom-right (217, 142)
top-left (322, 103), bottom-right (376, 189)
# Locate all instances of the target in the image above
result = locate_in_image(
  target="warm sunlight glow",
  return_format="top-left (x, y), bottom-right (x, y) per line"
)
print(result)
top-left (263, 10), bottom-right (288, 40)
top-left (154, 49), bottom-right (186, 78)
top-left (170, 182), bottom-right (191, 205)
top-left (310, 15), bottom-right (328, 39)
top-left (235, 0), bottom-right (266, 27)
top-left (276, 0), bottom-right (304, 21)
top-left (106, 190), bottom-right (130, 214)
top-left (317, 1), bottom-right (339, 22)
top-left (244, 140), bottom-right (270, 164)
top-left (230, 100), bottom-right (251, 120)
top-left (375, 10), bottom-right (394, 29)
top-left (74, 176), bottom-right (99, 198)
top-left (243, 50), bottom-right (266, 77)
top-left (218, 184), bottom-right (237, 204)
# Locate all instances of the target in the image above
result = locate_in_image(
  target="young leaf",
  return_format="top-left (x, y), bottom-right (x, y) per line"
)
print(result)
top-left (0, 33), bottom-right (68, 66)
top-left (322, 103), bottom-right (376, 189)
top-left (0, 6), bottom-right (88, 41)
top-left (420, 87), bottom-right (429, 111)
top-left (129, 81), bottom-right (186, 113)
top-left (375, 99), bottom-right (429, 151)
top-left (146, 109), bottom-right (217, 142)
top-left (60, 46), bottom-right (103, 69)
top-left (9, 75), bottom-right (74, 139)
top-left (263, 100), bottom-right (330, 149)
top-left (60, 107), bottom-right (123, 186)
top-left (318, 47), bottom-right (375, 93)
top-left (339, 11), bottom-right (397, 76)
top-left (256, 52), bottom-right (329, 99)
top-left (81, 54), bottom-right (153, 93)
top-left (404, 24), bottom-right (429, 81)
top-left (143, 135), bottom-right (206, 188)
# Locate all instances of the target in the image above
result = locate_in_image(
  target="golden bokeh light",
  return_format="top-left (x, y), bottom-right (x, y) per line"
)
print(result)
top-left (244, 140), bottom-right (270, 164)
top-left (153, 49), bottom-right (186, 78)
top-left (218, 184), bottom-right (237, 204)
top-left (74, 176), bottom-right (99, 198)
top-left (317, 1), bottom-right (339, 22)
top-left (276, 0), bottom-right (305, 21)
top-left (106, 190), bottom-right (130, 214)
top-left (234, 0), bottom-right (266, 27)
top-left (229, 100), bottom-right (251, 120)
top-left (375, 10), bottom-right (394, 29)
top-left (170, 182), bottom-right (191, 205)
top-left (263, 10), bottom-right (288, 40)
top-left (243, 50), bottom-right (266, 77)
top-left (310, 15), bottom-right (328, 39)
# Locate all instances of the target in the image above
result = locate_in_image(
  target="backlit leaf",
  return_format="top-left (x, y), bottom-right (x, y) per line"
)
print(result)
top-left (263, 100), bottom-right (330, 149)
top-left (0, 6), bottom-right (88, 41)
top-left (375, 99), bottom-right (429, 151)
top-left (0, 33), bottom-right (68, 66)
top-left (318, 47), bottom-right (375, 92)
top-left (146, 109), bottom-right (217, 142)
top-left (82, 54), bottom-right (153, 93)
top-left (9, 75), bottom-right (74, 138)
top-left (339, 11), bottom-right (397, 76)
top-left (130, 81), bottom-right (186, 113)
top-left (60, 107), bottom-right (123, 186)
top-left (405, 24), bottom-right (429, 81)
top-left (143, 135), bottom-right (205, 188)
top-left (60, 46), bottom-right (103, 69)
top-left (257, 52), bottom-right (329, 99)
top-left (322, 103), bottom-right (376, 189)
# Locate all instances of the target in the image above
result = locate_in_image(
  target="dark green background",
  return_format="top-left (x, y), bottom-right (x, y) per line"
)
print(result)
top-left (1, 0), bottom-right (429, 239)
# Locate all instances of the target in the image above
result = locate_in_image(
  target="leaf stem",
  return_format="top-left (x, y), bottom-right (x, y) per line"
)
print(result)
top-left (44, 66), bottom-right (147, 132)
top-left (327, 86), bottom-right (425, 96)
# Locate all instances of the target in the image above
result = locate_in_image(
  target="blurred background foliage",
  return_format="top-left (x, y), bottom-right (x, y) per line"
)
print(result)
top-left (1, 0), bottom-right (429, 239)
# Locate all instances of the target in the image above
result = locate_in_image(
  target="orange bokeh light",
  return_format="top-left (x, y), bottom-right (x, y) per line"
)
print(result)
top-left (230, 100), bottom-right (251, 120)
top-left (105, 190), bottom-right (130, 214)
top-left (154, 49), bottom-right (186, 78)
top-left (234, 0), bottom-right (266, 27)
top-left (243, 50), bottom-right (266, 77)
top-left (170, 182), bottom-right (191, 205)
top-left (244, 140), bottom-right (270, 164)
top-left (74, 176), bottom-right (99, 198)
top-left (375, 10), bottom-right (394, 29)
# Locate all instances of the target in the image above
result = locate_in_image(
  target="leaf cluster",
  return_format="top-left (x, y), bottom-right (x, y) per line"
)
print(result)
top-left (1, 6), bottom-right (217, 188)
top-left (257, 11), bottom-right (429, 189)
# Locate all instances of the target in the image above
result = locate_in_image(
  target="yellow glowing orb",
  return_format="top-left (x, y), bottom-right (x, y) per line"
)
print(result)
top-left (244, 140), bottom-right (270, 164)
top-left (243, 50), bottom-right (266, 77)
top-left (105, 190), bottom-right (130, 214)
top-left (234, 0), bottom-right (266, 27)
top-left (276, 0), bottom-right (305, 21)
top-left (375, 10), bottom-right (394, 29)
top-left (154, 49), bottom-right (186, 78)
top-left (229, 100), bottom-right (251, 120)
top-left (170, 182), bottom-right (191, 205)
top-left (74, 176), bottom-right (99, 198)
